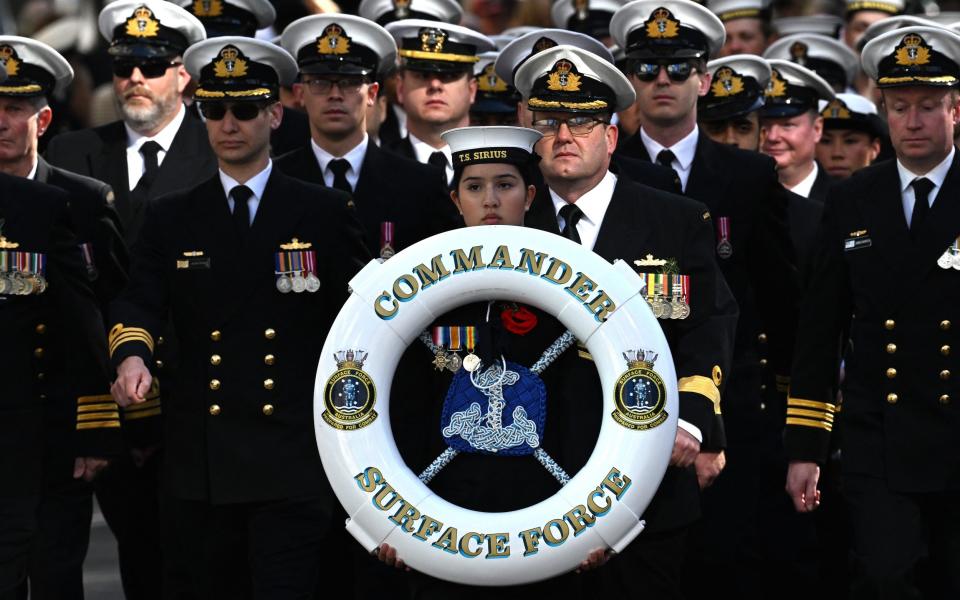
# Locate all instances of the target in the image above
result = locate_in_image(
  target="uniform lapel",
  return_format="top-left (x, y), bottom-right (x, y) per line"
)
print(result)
top-left (92, 124), bottom-right (132, 225)
top-left (685, 135), bottom-right (724, 209)
top-left (863, 160), bottom-right (911, 277)
top-left (189, 176), bottom-right (245, 324)
top-left (592, 179), bottom-right (652, 262)
top-left (149, 113), bottom-right (216, 201)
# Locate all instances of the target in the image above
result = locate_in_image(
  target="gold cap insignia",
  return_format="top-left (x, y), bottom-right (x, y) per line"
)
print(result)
top-left (0, 45), bottom-right (20, 77)
top-left (125, 6), bottom-right (161, 38)
top-left (789, 41), bottom-right (808, 62)
top-left (334, 349), bottom-right (368, 369)
top-left (213, 45), bottom-right (248, 78)
top-left (532, 36), bottom-right (558, 55)
top-left (645, 7), bottom-right (680, 40)
top-left (765, 68), bottom-right (787, 98)
top-left (574, 0), bottom-right (589, 21)
top-left (623, 349), bottom-right (658, 369)
top-left (478, 63), bottom-right (508, 92)
top-left (318, 23), bottom-right (351, 55)
top-left (192, 0), bottom-right (223, 17)
top-left (419, 28), bottom-right (446, 53)
top-left (280, 238), bottom-right (313, 250)
top-left (821, 98), bottom-right (850, 119)
top-left (392, 0), bottom-right (411, 19)
top-left (634, 254), bottom-right (667, 267)
top-left (547, 59), bottom-right (581, 92)
top-left (895, 33), bottom-right (931, 66)
top-left (711, 66), bottom-right (744, 98)
top-left (0, 220), bottom-right (18, 249)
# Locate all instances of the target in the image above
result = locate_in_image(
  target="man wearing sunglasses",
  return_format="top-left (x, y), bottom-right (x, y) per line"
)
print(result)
top-left (110, 37), bottom-right (369, 598)
top-left (516, 44), bottom-right (738, 599)
top-left (277, 15), bottom-right (457, 260)
top-left (611, 1), bottom-right (803, 597)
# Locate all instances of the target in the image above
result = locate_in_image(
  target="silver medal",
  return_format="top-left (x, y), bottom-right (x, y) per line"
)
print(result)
top-left (292, 275), bottom-right (306, 293)
top-left (462, 353), bottom-right (481, 373)
top-left (305, 272), bottom-right (321, 293)
top-left (276, 275), bottom-right (293, 293)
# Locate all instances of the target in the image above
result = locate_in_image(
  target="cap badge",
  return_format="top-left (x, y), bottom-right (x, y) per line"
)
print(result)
top-left (533, 37), bottom-right (557, 54)
top-left (574, 0), bottom-right (589, 21)
top-left (420, 27), bottom-right (447, 53)
top-left (392, 0), bottom-right (411, 19)
top-left (479, 63), bottom-right (508, 92)
top-left (0, 45), bottom-right (20, 77)
top-left (547, 59), bottom-right (581, 92)
top-left (318, 24), bottom-right (351, 55)
top-left (645, 7), bottom-right (680, 40)
top-left (822, 98), bottom-right (850, 119)
top-left (765, 68), bottom-right (787, 98)
top-left (790, 41), bottom-right (808, 64)
top-left (192, 0), bottom-right (223, 17)
top-left (711, 66), bottom-right (744, 97)
top-left (125, 6), bottom-right (161, 38)
top-left (213, 45), bottom-right (248, 78)
top-left (895, 33), bottom-right (931, 66)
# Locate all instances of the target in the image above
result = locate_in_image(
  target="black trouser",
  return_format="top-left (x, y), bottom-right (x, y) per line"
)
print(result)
top-left (0, 497), bottom-right (37, 598)
top-left (164, 495), bottom-right (331, 600)
top-left (408, 569), bottom-right (581, 599)
top-left (845, 474), bottom-right (960, 600)
top-left (599, 527), bottom-right (688, 600)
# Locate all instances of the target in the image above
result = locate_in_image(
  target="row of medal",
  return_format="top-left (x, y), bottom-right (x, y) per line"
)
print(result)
top-left (274, 249), bottom-right (321, 293)
top-left (431, 326), bottom-right (482, 373)
top-left (641, 273), bottom-right (691, 320)
top-left (0, 250), bottom-right (47, 296)
top-left (938, 237), bottom-right (960, 270)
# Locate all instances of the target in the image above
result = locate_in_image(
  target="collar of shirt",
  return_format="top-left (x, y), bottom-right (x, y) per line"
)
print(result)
top-left (548, 170), bottom-right (618, 251)
top-left (311, 134), bottom-right (369, 191)
top-left (787, 162), bottom-right (819, 199)
top-left (124, 103), bottom-right (186, 190)
top-left (220, 160), bottom-right (273, 225)
top-left (639, 125), bottom-right (698, 191)
top-left (26, 157), bottom-right (39, 181)
top-left (409, 132), bottom-right (453, 183)
top-left (897, 146), bottom-right (955, 226)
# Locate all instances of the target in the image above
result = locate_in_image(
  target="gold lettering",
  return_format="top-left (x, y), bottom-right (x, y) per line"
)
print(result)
top-left (412, 254), bottom-right (451, 289)
top-left (372, 484), bottom-right (402, 511)
top-left (459, 532), bottom-right (484, 557)
top-left (458, 152), bottom-right (471, 163)
top-left (413, 516), bottom-right (444, 541)
top-left (487, 245), bottom-right (515, 270)
top-left (392, 274), bottom-right (419, 301)
top-left (586, 486), bottom-right (612, 516)
top-left (563, 505), bottom-right (596, 537)
top-left (514, 248), bottom-right (547, 276)
top-left (518, 527), bottom-right (542, 556)
top-left (374, 293), bottom-right (399, 320)
top-left (432, 527), bottom-right (459, 554)
top-left (602, 467), bottom-right (632, 500)
top-left (388, 500), bottom-right (422, 532)
top-left (485, 533), bottom-right (510, 559)
top-left (542, 518), bottom-right (569, 547)
top-left (541, 257), bottom-right (572, 286)
top-left (587, 291), bottom-right (616, 323)
top-left (450, 246), bottom-right (486, 273)
top-left (353, 466), bottom-right (385, 492)
top-left (565, 271), bottom-right (597, 302)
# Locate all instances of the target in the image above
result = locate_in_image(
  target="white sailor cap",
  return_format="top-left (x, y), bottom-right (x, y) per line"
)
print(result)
top-left (707, 0), bottom-right (772, 23)
top-left (819, 92), bottom-right (884, 136)
top-left (773, 15), bottom-right (843, 38)
top-left (184, 36), bottom-right (298, 102)
top-left (442, 126), bottom-right (542, 181)
top-left (551, 0), bottom-right (628, 40)
top-left (861, 25), bottom-right (960, 88)
top-left (699, 54), bottom-right (770, 120)
top-left (764, 34), bottom-right (859, 91)
top-left (0, 36), bottom-right (74, 96)
top-left (845, 0), bottom-right (904, 17)
top-left (855, 15), bottom-right (938, 51)
top-left (610, 0), bottom-right (726, 60)
top-left (494, 29), bottom-right (613, 87)
top-left (762, 59), bottom-right (835, 117)
top-left (386, 19), bottom-right (495, 73)
top-left (359, 0), bottom-right (463, 26)
top-left (176, 0), bottom-right (275, 37)
top-left (921, 12), bottom-right (960, 27)
top-left (281, 14), bottom-right (396, 77)
top-left (514, 44), bottom-right (636, 114)
top-left (99, 0), bottom-right (206, 58)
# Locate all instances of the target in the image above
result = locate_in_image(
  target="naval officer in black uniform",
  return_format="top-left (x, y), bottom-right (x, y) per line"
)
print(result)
top-left (785, 25), bottom-right (960, 599)
top-left (109, 37), bottom-right (370, 599)
top-left (277, 14), bottom-right (458, 259)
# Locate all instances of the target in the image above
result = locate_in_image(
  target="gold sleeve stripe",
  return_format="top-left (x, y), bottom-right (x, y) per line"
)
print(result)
top-left (786, 417), bottom-right (833, 432)
top-left (77, 412), bottom-right (121, 422)
top-left (678, 375), bottom-right (722, 414)
top-left (787, 398), bottom-right (836, 412)
top-left (78, 403), bottom-right (118, 413)
top-left (123, 407), bottom-right (162, 420)
top-left (77, 421), bottom-right (121, 430)
top-left (786, 407), bottom-right (835, 422)
top-left (108, 324), bottom-right (155, 355)
top-left (78, 394), bottom-right (114, 404)
top-left (123, 398), bottom-right (161, 412)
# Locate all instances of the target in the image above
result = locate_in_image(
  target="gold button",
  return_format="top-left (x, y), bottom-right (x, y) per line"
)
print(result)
top-left (884, 319), bottom-right (895, 330)
top-left (941, 345), bottom-right (951, 357)
top-left (886, 368), bottom-right (897, 379)
top-left (941, 320), bottom-right (952, 331)
top-left (156, 360), bottom-right (164, 368)
top-left (940, 370), bottom-right (951, 381)
top-left (210, 354), bottom-right (222, 366)
top-left (758, 333), bottom-right (768, 343)
top-left (759, 358), bottom-right (768, 366)
top-left (759, 402), bottom-right (766, 411)
top-left (760, 384), bottom-right (767, 391)
top-left (939, 394), bottom-right (950, 405)
top-left (263, 379), bottom-right (275, 390)
top-left (886, 343), bottom-right (897, 354)
top-left (39, 394), bottom-right (47, 400)
top-left (262, 404), bottom-right (274, 416)
top-left (37, 372), bottom-right (44, 380)
top-left (158, 336), bottom-right (165, 345)
top-left (209, 379), bottom-right (221, 391)
top-left (210, 330), bottom-right (222, 341)
top-left (33, 347), bottom-right (44, 358)
top-left (35, 323), bottom-right (46, 335)
top-left (886, 393), bottom-right (898, 404)
top-left (209, 404), bottom-right (221, 416)
top-left (264, 328), bottom-right (276, 340)
top-left (264, 354), bottom-right (275, 366)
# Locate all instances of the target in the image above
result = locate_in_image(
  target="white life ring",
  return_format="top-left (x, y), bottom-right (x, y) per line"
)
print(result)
top-left (314, 226), bottom-right (677, 586)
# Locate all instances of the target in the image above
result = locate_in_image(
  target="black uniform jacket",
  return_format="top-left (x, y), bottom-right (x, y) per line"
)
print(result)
top-left (108, 169), bottom-right (371, 504)
top-left (275, 141), bottom-right (459, 256)
top-left (527, 176), bottom-right (739, 530)
top-left (0, 174), bottom-right (114, 493)
top-left (619, 132), bottom-right (799, 443)
top-left (808, 163), bottom-right (835, 204)
top-left (786, 156), bottom-right (960, 494)
top-left (44, 111), bottom-right (218, 243)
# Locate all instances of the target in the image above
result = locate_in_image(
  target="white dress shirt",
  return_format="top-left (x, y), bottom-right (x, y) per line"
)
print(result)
top-left (220, 160), bottom-right (272, 225)
top-left (639, 126), bottom-right (699, 192)
top-left (409, 132), bottom-right (453, 184)
top-left (26, 158), bottom-right (38, 181)
top-left (124, 103), bottom-right (186, 191)
top-left (897, 146), bottom-right (955, 227)
top-left (311, 134), bottom-right (369, 191)
top-left (787, 162), bottom-right (819, 199)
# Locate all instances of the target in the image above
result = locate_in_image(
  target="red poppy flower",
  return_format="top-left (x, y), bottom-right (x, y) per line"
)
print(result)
top-left (501, 305), bottom-right (537, 335)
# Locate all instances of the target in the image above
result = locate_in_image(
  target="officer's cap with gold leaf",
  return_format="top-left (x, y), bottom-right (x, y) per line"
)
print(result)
top-left (845, 0), bottom-right (903, 18)
top-left (611, 0), bottom-right (726, 60)
top-left (514, 44), bottom-right (636, 114)
top-left (763, 34), bottom-right (858, 92)
top-left (772, 15), bottom-right (842, 38)
top-left (0, 36), bottom-right (73, 98)
top-left (360, 0), bottom-right (463, 26)
top-left (176, 0), bottom-right (275, 38)
top-left (99, 0), bottom-right (206, 59)
top-left (762, 59), bottom-right (835, 118)
top-left (818, 92), bottom-right (884, 138)
top-left (386, 19), bottom-right (495, 73)
top-left (473, 52), bottom-right (520, 114)
top-left (184, 37), bottom-right (297, 102)
top-left (862, 26), bottom-right (960, 88)
top-left (494, 29), bottom-right (613, 87)
top-left (551, 0), bottom-right (629, 41)
top-left (699, 54), bottom-right (770, 121)
top-left (707, 0), bottom-right (771, 24)
top-left (281, 15), bottom-right (396, 78)
top-left (855, 15), bottom-right (935, 52)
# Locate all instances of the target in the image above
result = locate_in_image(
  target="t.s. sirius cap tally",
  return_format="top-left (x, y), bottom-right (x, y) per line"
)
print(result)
top-left (699, 54), bottom-right (770, 121)
top-left (861, 26), bottom-right (960, 88)
top-left (494, 28), bottom-right (613, 87)
top-left (184, 37), bottom-right (297, 102)
top-left (281, 14), bottom-right (397, 77)
top-left (514, 44), bottom-right (636, 114)
top-left (99, 0), bottom-right (206, 58)
top-left (610, 0), bottom-right (726, 60)
top-left (0, 36), bottom-right (74, 97)
top-left (441, 126), bottom-right (542, 183)
top-left (386, 19), bottom-right (495, 73)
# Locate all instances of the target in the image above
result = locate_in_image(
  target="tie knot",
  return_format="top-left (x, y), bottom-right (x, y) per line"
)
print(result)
top-left (656, 149), bottom-right (677, 169)
top-left (559, 202), bottom-right (584, 227)
top-left (329, 158), bottom-right (351, 177)
top-left (231, 185), bottom-right (254, 203)
top-left (428, 151), bottom-right (448, 170)
top-left (912, 177), bottom-right (934, 197)
top-left (140, 140), bottom-right (162, 159)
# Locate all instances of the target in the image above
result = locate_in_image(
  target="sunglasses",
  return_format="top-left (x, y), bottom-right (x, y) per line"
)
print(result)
top-left (629, 61), bottom-right (698, 83)
top-left (198, 102), bottom-right (266, 121)
top-left (112, 60), bottom-right (181, 79)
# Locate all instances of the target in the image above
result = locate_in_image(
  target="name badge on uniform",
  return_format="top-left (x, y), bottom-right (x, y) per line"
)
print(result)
top-left (176, 250), bottom-right (210, 270)
top-left (844, 230), bottom-right (871, 252)
top-left (275, 238), bottom-right (320, 294)
top-left (937, 236), bottom-right (960, 270)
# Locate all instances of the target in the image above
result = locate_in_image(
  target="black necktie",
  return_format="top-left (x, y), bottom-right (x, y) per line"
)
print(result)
top-left (328, 158), bottom-right (352, 194)
top-left (558, 203), bottom-right (584, 244)
top-left (428, 151), bottom-right (447, 171)
top-left (231, 185), bottom-right (253, 239)
top-left (138, 140), bottom-right (162, 191)
top-left (910, 177), bottom-right (934, 238)
top-left (656, 149), bottom-right (681, 189)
